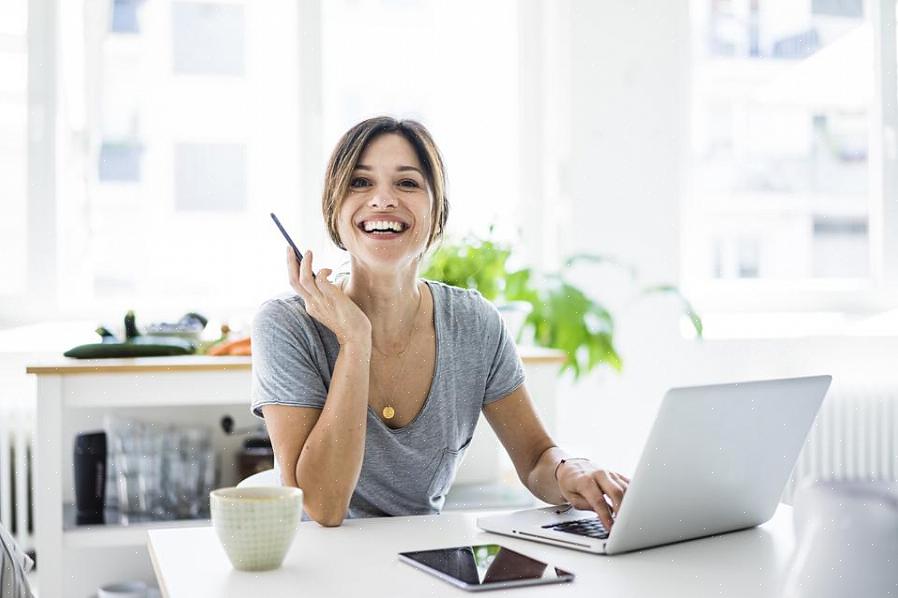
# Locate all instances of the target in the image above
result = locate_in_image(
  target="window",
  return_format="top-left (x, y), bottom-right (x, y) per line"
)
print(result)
top-left (684, 0), bottom-right (898, 315)
top-left (5, 0), bottom-right (304, 321)
top-left (5, 0), bottom-right (532, 325)
top-left (0, 0), bottom-right (28, 298)
top-left (171, 2), bottom-right (245, 76)
top-left (173, 142), bottom-right (247, 212)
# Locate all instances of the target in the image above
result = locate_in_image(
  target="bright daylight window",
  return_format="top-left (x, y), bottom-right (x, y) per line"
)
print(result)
top-left (683, 0), bottom-right (895, 317)
top-left (57, 0), bottom-right (302, 317)
top-left (0, 1), bottom-right (28, 298)
top-left (4, 0), bottom-right (522, 325)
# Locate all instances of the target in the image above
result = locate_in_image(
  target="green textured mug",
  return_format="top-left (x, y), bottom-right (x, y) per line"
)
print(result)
top-left (210, 486), bottom-right (303, 571)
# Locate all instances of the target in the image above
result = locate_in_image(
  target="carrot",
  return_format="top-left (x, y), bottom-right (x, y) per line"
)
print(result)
top-left (208, 336), bottom-right (251, 356)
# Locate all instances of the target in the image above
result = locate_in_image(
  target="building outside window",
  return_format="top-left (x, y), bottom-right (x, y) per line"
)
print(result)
top-left (683, 0), bottom-right (897, 319)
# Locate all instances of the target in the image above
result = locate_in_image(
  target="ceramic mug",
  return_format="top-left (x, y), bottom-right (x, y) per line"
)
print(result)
top-left (210, 486), bottom-right (303, 571)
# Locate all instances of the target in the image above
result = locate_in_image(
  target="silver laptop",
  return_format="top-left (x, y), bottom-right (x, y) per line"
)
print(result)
top-left (477, 375), bottom-right (831, 555)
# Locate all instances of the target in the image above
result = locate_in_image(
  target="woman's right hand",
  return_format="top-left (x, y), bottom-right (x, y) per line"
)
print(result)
top-left (287, 247), bottom-right (371, 347)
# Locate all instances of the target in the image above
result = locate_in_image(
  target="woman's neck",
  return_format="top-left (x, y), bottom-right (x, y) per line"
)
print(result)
top-left (342, 267), bottom-right (423, 335)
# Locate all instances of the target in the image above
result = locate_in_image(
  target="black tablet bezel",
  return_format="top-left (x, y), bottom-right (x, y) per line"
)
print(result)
top-left (398, 544), bottom-right (575, 592)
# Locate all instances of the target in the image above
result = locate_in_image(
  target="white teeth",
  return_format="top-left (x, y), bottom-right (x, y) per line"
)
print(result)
top-left (363, 220), bottom-right (405, 233)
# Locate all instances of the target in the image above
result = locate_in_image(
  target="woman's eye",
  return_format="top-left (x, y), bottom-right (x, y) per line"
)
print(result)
top-left (398, 179), bottom-right (419, 188)
top-left (350, 177), bottom-right (370, 189)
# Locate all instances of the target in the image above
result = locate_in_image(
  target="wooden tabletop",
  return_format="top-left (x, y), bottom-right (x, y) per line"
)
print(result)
top-left (25, 355), bottom-right (254, 375)
top-left (25, 347), bottom-right (566, 375)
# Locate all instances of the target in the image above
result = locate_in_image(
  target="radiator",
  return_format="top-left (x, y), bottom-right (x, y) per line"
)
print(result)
top-left (785, 383), bottom-right (898, 503)
top-left (0, 365), bottom-right (35, 553)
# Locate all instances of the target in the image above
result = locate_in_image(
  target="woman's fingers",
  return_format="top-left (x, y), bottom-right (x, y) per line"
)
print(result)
top-left (566, 494), bottom-right (594, 513)
top-left (286, 246), bottom-right (301, 285)
top-left (286, 246), bottom-right (311, 303)
top-left (561, 469), bottom-right (630, 531)
top-left (315, 268), bottom-right (334, 290)
top-left (313, 269), bottom-right (341, 299)
top-left (572, 481), bottom-right (615, 531)
top-left (611, 472), bottom-right (630, 491)
top-left (595, 472), bottom-right (626, 514)
top-left (298, 250), bottom-right (321, 299)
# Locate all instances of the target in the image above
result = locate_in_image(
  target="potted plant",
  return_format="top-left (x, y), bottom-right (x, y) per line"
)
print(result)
top-left (422, 232), bottom-right (702, 380)
top-left (423, 231), bottom-right (703, 490)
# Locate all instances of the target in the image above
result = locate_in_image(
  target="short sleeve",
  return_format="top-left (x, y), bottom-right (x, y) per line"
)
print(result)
top-left (481, 298), bottom-right (526, 405)
top-left (251, 298), bottom-right (329, 418)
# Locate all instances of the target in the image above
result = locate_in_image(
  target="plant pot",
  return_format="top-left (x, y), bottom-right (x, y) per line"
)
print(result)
top-left (452, 352), bottom-right (560, 486)
top-left (495, 301), bottom-right (532, 343)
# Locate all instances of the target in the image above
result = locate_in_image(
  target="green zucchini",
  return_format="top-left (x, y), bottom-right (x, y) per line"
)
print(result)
top-left (64, 336), bottom-right (196, 359)
top-left (65, 311), bottom-right (198, 358)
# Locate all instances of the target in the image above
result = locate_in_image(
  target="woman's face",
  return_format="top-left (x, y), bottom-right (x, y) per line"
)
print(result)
top-left (337, 133), bottom-right (433, 270)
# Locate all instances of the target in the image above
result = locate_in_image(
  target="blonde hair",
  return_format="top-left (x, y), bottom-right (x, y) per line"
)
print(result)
top-left (322, 116), bottom-right (449, 253)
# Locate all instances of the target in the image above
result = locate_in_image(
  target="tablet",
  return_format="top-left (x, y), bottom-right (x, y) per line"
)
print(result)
top-left (398, 544), bottom-right (575, 591)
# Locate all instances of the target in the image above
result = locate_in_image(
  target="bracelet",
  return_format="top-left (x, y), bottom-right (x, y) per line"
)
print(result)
top-left (554, 457), bottom-right (590, 481)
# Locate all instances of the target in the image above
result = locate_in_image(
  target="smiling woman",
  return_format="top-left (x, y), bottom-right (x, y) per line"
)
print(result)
top-left (322, 117), bottom-right (448, 258)
top-left (251, 116), bottom-right (630, 529)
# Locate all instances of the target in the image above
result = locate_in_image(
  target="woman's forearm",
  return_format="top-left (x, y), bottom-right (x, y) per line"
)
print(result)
top-left (525, 446), bottom-right (570, 505)
top-left (295, 340), bottom-right (371, 525)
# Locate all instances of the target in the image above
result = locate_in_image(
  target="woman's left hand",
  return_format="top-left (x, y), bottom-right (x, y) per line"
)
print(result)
top-left (556, 461), bottom-right (630, 531)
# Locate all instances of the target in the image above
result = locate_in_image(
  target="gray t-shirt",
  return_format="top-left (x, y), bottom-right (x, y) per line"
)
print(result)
top-left (251, 280), bottom-right (526, 518)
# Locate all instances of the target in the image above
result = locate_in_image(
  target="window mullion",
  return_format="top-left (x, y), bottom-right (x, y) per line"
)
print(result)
top-left (25, 0), bottom-right (59, 309)
top-left (870, 0), bottom-right (898, 286)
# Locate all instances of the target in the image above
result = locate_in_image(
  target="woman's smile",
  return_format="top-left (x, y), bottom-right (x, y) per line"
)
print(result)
top-left (337, 133), bottom-right (432, 262)
top-left (356, 216), bottom-right (412, 240)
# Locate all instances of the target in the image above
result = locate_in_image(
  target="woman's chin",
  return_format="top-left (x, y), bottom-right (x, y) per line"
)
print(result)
top-left (350, 245), bottom-right (423, 271)
top-left (349, 233), bottom-right (424, 258)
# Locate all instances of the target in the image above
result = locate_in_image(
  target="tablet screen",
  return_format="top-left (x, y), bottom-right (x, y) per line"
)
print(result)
top-left (399, 544), bottom-right (574, 590)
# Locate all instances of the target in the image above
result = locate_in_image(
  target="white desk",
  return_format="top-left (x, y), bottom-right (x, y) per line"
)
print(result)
top-left (148, 505), bottom-right (796, 597)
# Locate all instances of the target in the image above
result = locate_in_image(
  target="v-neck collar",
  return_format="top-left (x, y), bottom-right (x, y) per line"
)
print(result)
top-left (368, 279), bottom-right (442, 434)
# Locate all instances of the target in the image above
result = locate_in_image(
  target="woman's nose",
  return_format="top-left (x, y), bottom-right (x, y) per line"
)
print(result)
top-left (368, 185), bottom-right (397, 208)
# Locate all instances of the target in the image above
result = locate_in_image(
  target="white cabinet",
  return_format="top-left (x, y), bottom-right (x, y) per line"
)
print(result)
top-left (27, 350), bottom-right (563, 598)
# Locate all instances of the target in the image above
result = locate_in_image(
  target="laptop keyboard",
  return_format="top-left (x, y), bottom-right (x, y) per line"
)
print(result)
top-left (542, 517), bottom-right (609, 539)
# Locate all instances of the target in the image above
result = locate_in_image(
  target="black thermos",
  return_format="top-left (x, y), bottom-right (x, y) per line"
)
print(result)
top-left (73, 431), bottom-right (106, 524)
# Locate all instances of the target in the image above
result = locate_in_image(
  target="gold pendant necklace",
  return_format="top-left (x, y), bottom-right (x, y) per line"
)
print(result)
top-left (376, 283), bottom-right (424, 422)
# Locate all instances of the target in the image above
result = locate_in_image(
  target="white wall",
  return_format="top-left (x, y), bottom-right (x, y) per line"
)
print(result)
top-left (553, 0), bottom-right (898, 474)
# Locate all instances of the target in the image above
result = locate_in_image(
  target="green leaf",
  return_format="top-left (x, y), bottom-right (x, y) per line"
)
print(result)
top-left (421, 231), bottom-right (701, 382)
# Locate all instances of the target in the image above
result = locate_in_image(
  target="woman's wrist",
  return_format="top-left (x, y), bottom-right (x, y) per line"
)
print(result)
top-left (554, 457), bottom-right (592, 482)
top-left (338, 323), bottom-right (372, 349)
top-left (339, 336), bottom-right (372, 357)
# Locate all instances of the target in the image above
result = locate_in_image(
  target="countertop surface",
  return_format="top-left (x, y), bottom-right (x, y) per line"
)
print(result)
top-left (26, 347), bottom-right (566, 374)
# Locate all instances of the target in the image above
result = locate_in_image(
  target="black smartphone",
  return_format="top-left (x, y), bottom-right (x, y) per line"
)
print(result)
top-left (270, 212), bottom-right (303, 263)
